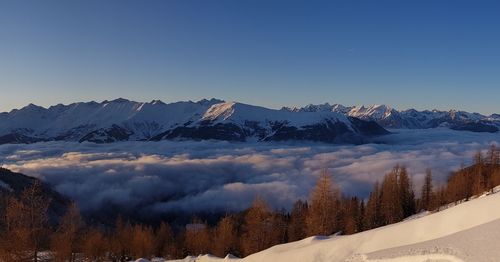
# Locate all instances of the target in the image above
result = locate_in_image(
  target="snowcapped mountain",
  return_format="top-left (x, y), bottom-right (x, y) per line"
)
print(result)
top-left (286, 103), bottom-right (500, 132)
top-left (153, 101), bottom-right (388, 143)
top-left (1, 99), bottom-right (497, 146)
top-left (0, 98), bottom-right (222, 144)
top-left (0, 99), bottom-right (388, 145)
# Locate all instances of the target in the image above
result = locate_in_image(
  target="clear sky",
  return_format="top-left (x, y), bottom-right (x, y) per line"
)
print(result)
top-left (0, 0), bottom-right (499, 114)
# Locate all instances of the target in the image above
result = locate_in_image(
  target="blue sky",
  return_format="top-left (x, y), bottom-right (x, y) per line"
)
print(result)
top-left (0, 0), bottom-right (499, 114)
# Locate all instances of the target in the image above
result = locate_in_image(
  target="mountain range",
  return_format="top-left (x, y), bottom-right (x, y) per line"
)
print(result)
top-left (284, 103), bottom-right (500, 132)
top-left (0, 99), bottom-right (497, 145)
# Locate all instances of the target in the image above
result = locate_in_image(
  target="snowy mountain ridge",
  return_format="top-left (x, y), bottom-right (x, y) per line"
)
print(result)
top-left (0, 99), bottom-right (497, 145)
top-left (0, 99), bottom-right (388, 144)
top-left (284, 103), bottom-right (500, 132)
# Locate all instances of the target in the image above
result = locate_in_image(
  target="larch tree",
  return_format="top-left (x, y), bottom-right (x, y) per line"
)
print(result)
top-left (0, 181), bottom-right (50, 262)
top-left (82, 227), bottom-right (109, 262)
top-left (212, 215), bottom-right (238, 258)
top-left (184, 218), bottom-right (211, 256)
top-left (487, 144), bottom-right (500, 167)
top-left (398, 166), bottom-right (416, 218)
top-left (343, 197), bottom-right (362, 235)
top-left (130, 224), bottom-right (155, 259)
top-left (493, 169), bottom-right (500, 190)
top-left (271, 209), bottom-right (288, 245)
top-left (420, 169), bottom-right (434, 211)
top-left (110, 217), bottom-right (133, 262)
top-left (154, 222), bottom-right (176, 259)
top-left (306, 169), bottom-right (340, 236)
top-left (434, 185), bottom-right (447, 210)
top-left (380, 169), bottom-right (403, 224)
top-left (287, 200), bottom-right (308, 241)
top-left (472, 151), bottom-right (487, 194)
top-left (364, 181), bottom-right (382, 230)
top-left (241, 197), bottom-right (277, 256)
top-left (446, 166), bottom-right (471, 203)
top-left (51, 203), bottom-right (85, 262)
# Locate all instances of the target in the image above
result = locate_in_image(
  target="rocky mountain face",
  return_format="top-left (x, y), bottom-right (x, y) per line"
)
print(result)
top-left (0, 99), bottom-right (389, 145)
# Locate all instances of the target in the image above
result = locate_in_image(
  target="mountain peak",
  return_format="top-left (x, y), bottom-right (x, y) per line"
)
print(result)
top-left (110, 98), bottom-right (131, 103)
top-left (196, 98), bottom-right (225, 106)
top-left (20, 103), bottom-right (46, 112)
top-left (101, 98), bottom-right (132, 104)
top-left (150, 99), bottom-right (166, 105)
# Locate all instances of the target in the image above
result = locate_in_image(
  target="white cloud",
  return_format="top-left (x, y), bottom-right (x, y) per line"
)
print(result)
top-left (0, 128), bottom-right (498, 214)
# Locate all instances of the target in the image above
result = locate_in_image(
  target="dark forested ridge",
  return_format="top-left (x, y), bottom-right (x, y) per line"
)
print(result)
top-left (0, 145), bottom-right (499, 261)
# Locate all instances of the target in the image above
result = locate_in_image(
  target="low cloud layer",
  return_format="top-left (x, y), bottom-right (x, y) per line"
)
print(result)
top-left (0, 129), bottom-right (498, 215)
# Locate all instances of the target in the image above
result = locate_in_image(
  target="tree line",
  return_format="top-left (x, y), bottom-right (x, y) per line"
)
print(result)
top-left (0, 145), bottom-right (499, 261)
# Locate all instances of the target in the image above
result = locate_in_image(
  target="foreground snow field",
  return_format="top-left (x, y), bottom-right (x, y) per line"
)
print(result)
top-left (165, 188), bottom-right (500, 262)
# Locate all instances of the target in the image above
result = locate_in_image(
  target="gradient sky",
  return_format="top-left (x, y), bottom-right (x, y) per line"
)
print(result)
top-left (0, 0), bottom-right (499, 114)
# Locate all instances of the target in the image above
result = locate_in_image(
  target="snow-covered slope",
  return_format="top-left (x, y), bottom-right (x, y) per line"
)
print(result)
top-left (169, 189), bottom-right (500, 262)
top-left (286, 103), bottom-right (500, 132)
top-left (0, 99), bottom-right (388, 144)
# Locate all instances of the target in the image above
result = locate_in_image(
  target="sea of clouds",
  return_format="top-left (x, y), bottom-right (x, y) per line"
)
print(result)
top-left (0, 128), bottom-right (498, 215)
